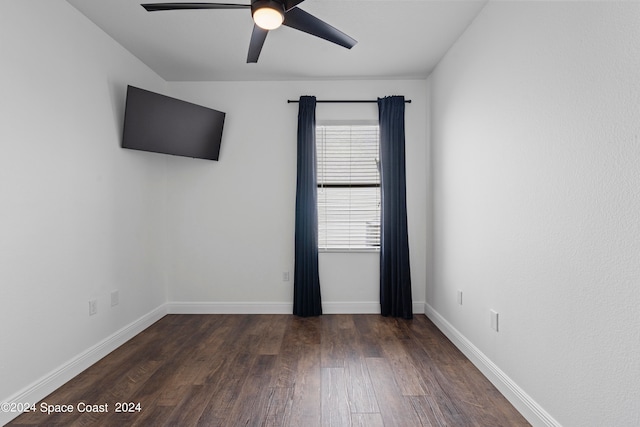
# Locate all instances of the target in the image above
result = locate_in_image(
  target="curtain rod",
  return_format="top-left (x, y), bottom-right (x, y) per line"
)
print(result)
top-left (287, 99), bottom-right (411, 104)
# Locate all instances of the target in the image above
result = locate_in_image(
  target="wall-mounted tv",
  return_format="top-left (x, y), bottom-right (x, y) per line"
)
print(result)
top-left (122, 85), bottom-right (226, 161)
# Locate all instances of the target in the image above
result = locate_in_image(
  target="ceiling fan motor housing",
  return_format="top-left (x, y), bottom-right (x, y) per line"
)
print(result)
top-left (251, 0), bottom-right (286, 30)
top-left (251, 0), bottom-right (286, 17)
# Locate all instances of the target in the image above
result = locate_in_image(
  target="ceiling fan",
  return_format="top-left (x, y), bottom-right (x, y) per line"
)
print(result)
top-left (141, 1), bottom-right (357, 63)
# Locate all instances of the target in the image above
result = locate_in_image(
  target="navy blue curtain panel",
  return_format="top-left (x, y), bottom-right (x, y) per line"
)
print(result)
top-left (293, 96), bottom-right (322, 317)
top-left (378, 96), bottom-right (413, 319)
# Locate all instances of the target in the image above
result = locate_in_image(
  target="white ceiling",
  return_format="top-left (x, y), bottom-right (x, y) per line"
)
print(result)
top-left (66, 0), bottom-right (487, 81)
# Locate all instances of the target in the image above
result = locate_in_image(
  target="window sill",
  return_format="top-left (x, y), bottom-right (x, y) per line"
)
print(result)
top-left (319, 248), bottom-right (380, 254)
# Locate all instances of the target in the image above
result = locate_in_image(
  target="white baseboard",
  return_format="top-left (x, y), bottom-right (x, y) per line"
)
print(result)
top-left (424, 303), bottom-right (561, 427)
top-left (0, 304), bottom-right (168, 426)
top-left (323, 301), bottom-right (381, 314)
top-left (322, 301), bottom-right (426, 314)
top-left (167, 301), bottom-right (293, 314)
top-left (167, 301), bottom-right (425, 315)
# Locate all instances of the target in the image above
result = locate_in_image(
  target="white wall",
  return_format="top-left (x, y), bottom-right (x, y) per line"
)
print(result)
top-left (429, 2), bottom-right (640, 426)
top-left (0, 0), bottom-right (167, 410)
top-left (164, 80), bottom-right (428, 312)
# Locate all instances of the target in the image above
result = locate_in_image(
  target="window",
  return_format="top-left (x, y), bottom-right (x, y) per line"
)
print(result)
top-left (316, 123), bottom-right (381, 251)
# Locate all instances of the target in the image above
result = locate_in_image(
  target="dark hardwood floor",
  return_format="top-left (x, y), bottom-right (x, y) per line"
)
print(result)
top-left (8, 314), bottom-right (530, 426)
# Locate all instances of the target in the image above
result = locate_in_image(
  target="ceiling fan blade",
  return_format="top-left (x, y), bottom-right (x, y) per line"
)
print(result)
top-left (283, 0), bottom-right (305, 11)
top-left (283, 7), bottom-right (357, 49)
top-left (142, 3), bottom-right (249, 12)
top-left (247, 24), bottom-right (269, 63)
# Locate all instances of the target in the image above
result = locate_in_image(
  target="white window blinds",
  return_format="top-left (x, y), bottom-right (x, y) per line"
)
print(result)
top-left (316, 124), bottom-right (381, 251)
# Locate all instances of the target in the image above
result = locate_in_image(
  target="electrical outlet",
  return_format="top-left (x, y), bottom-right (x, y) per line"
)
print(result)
top-left (283, 271), bottom-right (290, 282)
top-left (89, 299), bottom-right (97, 316)
top-left (111, 290), bottom-right (119, 307)
top-left (457, 290), bottom-right (463, 305)
top-left (490, 309), bottom-right (499, 331)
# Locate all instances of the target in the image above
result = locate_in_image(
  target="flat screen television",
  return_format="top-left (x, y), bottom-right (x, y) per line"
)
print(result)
top-left (122, 85), bottom-right (226, 161)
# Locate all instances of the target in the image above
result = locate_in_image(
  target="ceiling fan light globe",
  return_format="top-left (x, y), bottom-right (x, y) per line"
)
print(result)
top-left (252, 0), bottom-right (285, 30)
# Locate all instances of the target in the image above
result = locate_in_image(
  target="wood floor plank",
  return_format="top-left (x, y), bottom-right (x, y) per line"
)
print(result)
top-left (190, 316), bottom-right (238, 359)
top-left (263, 387), bottom-right (294, 427)
top-left (272, 316), bottom-right (321, 387)
top-left (345, 357), bottom-right (379, 414)
top-left (287, 342), bottom-right (322, 427)
top-left (379, 336), bottom-right (427, 396)
top-left (365, 357), bottom-right (423, 427)
top-left (321, 367), bottom-right (351, 427)
top-left (162, 384), bottom-right (215, 426)
top-left (321, 315), bottom-right (352, 368)
top-left (409, 395), bottom-right (450, 427)
top-left (269, 344), bottom-right (299, 389)
top-left (7, 314), bottom-right (530, 427)
top-left (351, 315), bottom-right (384, 358)
top-left (351, 412), bottom-right (385, 427)
top-left (227, 354), bottom-right (277, 426)
top-left (257, 314), bottom-right (288, 355)
top-left (193, 377), bottom-right (243, 426)
top-left (129, 403), bottom-right (176, 427)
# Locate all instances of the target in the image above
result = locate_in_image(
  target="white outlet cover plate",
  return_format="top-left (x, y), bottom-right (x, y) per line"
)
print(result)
top-left (89, 300), bottom-right (97, 316)
top-left (490, 309), bottom-right (499, 331)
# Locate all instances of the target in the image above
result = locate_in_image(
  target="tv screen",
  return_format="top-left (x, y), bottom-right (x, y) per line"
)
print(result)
top-left (122, 85), bottom-right (225, 161)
